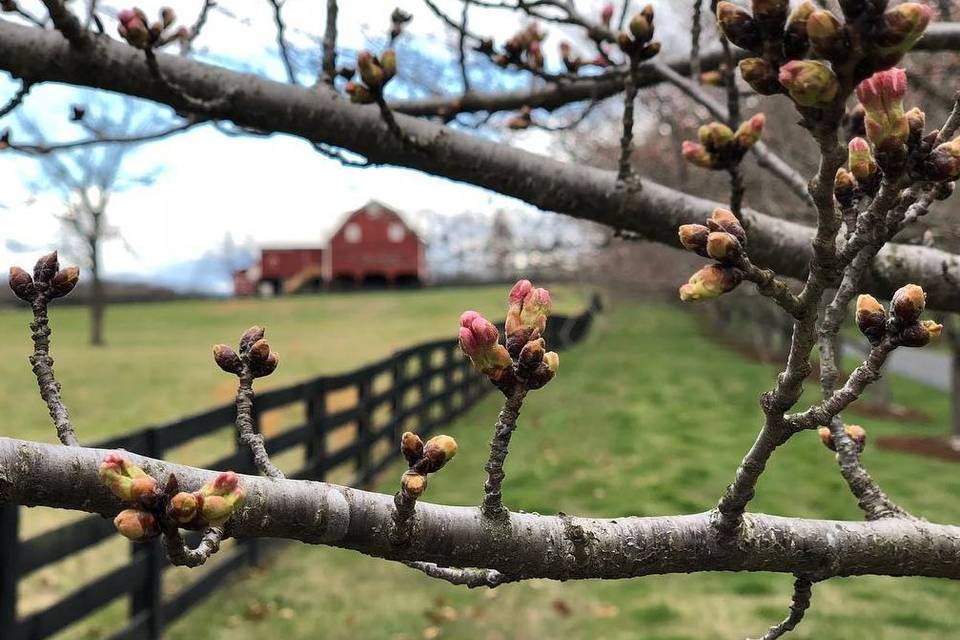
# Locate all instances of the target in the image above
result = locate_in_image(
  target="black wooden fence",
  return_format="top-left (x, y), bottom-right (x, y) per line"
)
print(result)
top-left (0, 302), bottom-right (598, 640)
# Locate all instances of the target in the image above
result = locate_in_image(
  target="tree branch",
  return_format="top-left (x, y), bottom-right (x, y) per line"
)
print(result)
top-left (5, 437), bottom-right (960, 581)
top-left (2, 20), bottom-right (959, 311)
top-left (751, 575), bottom-right (815, 640)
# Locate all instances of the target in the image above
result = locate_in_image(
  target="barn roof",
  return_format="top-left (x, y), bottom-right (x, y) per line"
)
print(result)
top-left (253, 200), bottom-right (424, 249)
top-left (324, 200), bottom-right (424, 242)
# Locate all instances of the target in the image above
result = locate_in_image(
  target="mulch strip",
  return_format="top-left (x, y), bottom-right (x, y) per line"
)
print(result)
top-left (878, 435), bottom-right (960, 462)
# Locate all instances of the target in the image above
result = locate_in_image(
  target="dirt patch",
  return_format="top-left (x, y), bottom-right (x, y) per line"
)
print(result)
top-left (878, 435), bottom-right (960, 462)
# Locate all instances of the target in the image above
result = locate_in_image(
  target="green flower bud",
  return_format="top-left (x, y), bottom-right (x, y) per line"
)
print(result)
top-left (738, 57), bottom-right (781, 95)
top-left (778, 60), bottom-right (838, 107)
top-left (716, 2), bottom-right (762, 52)
top-left (679, 264), bottom-right (742, 302)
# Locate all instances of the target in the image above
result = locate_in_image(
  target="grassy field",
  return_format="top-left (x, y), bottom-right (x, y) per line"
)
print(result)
top-left (5, 289), bottom-right (960, 639)
top-left (160, 299), bottom-right (960, 640)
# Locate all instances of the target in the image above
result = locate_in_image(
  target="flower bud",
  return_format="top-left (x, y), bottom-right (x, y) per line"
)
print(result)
top-left (678, 224), bottom-right (710, 257)
top-left (114, 509), bottom-right (159, 542)
top-left (8, 266), bottom-right (35, 302)
top-left (855, 294), bottom-right (887, 345)
top-left (751, 0), bottom-right (789, 29)
top-left (783, 1), bottom-right (815, 59)
top-left (738, 57), bottom-right (781, 95)
top-left (250, 352), bottom-right (279, 378)
top-left (681, 141), bottom-right (715, 169)
top-left (905, 107), bottom-right (925, 141)
top-left (876, 3), bottom-right (932, 54)
top-left (818, 424), bottom-right (867, 453)
top-left (807, 10), bottom-right (847, 61)
top-left (629, 10), bottom-right (654, 44)
top-left (380, 49), bottom-right (397, 82)
top-left (698, 122), bottom-right (734, 151)
top-left (706, 232), bottom-right (742, 263)
top-left (213, 344), bottom-right (243, 375)
top-left (198, 471), bottom-right (245, 525)
top-left (518, 337), bottom-right (545, 370)
top-left (357, 51), bottom-right (385, 90)
top-left (401, 470), bottom-right (427, 497)
top-left (100, 453), bottom-right (157, 503)
top-left (733, 113), bottom-right (765, 151)
top-left (716, 2), bottom-right (762, 52)
top-left (169, 491), bottom-right (200, 524)
top-left (49, 266), bottom-right (79, 298)
top-left (778, 60), bottom-right (838, 107)
top-left (856, 68), bottom-right (909, 149)
top-left (506, 281), bottom-right (551, 337)
top-left (459, 311), bottom-right (512, 379)
top-left (33, 251), bottom-right (59, 284)
top-left (239, 326), bottom-right (265, 355)
top-left (600, 2), bottom-right (614, 26)
top-left (707, 208), bottom-right (747, 245)
top-left (117, 8), bottom-right (150, 48)
top-left (160, 6), bottom-right (176, 28)
top-left (835, 168), bottom-right (856, 207)
top-left (891, 284), bottom-right (925, 324)
top-left (925, 136), bottom-right (960, 182)
top-left (247, 338), bottom-right (270, 365)
top-left (401, 431), bottom-right (424, 465)
top-left (899, 320), bottom-right (940, 347)
top-left (346, 81), bottom-right (375, 104)
top-left (679, 264), bottom-right (742, 302)
top-left (418, 435), bottom-right (458, 473)
top-left (848, 137), bottom-right (878, 180)
top-left (543, 351), bottom-right (559, 373)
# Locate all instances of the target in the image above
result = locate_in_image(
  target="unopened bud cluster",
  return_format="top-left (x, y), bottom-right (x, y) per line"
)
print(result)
top-left (818, 424), bottom-right (867, 454)
top-left (8, 251), bottom-right (80, 304)
top-left (458, 280), bottom-right (559, 394)
top-left (615, 5), bottom-right (660, 62)
top-left (677, 208), bottom-right (746, 302)
top-left (398, 432), bottom-right (458, 500)
top-left (101, 453), bottom-right (245, 542)
top-left (345, 50), bottom-right (397, 104)
top-left (214, 325), bottom-right (279, 379)
top-left (488, 23), bottom-right (547, 71)
top-left (718, 1), bottom-right (931, 110)
top-left (117, 6), bottom-right (188, 49)
top-left (682, 113), bottom-right (765, 170)
top-left (856, 285), bottom-right (942, 349)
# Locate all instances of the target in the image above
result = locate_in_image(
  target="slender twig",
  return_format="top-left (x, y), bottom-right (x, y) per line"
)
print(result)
top-left (144, 48), bottom-right (232, 113)
top-left (0, 79), bottom-right (33, 118)
top-left (163, 526), bottom-right (225, 567)
top-left (752, 575), bottom-right (815, 640)
top-left (482, 387), bottom-right (528, 519)
top-left (6, 118), bottom-right (204, 155)
top-left (182, 0), bottom-right (214, 53)
top-left (320, 0), bottom-right (338, 86)
top-left (266, 0), bottom-right (297, 84)
top-left (616, 58), bottom-right (640, 184)
top-left (375, 95), bottom-right (420, 150)
top-left (690, 0), bottom-right (703, 85)
top-left (235, 372), bottom-right (284, 479)
top-left (458, 1), bottom-right (471, 93)
top-left (28, 292), bottom-right (79, 447)
top-left (403, 561), bottom-right (515, 588)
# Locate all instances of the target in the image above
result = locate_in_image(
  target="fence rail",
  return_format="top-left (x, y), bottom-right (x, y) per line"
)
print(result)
top-left (0, 300), bottom-right (598, 640)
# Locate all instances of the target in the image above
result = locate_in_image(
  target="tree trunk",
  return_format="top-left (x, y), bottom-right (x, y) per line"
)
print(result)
top-left (89, 227), bottom-right (105, 347)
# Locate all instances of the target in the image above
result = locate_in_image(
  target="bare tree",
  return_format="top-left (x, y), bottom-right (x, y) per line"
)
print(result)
top-left (5, 2), bottom-right (960, 638)
top-left (15, 97), bottom-right (162, 345)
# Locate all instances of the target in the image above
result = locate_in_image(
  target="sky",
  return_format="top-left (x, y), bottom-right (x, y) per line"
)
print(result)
top-left (0, 0), bottom-right (683, 288)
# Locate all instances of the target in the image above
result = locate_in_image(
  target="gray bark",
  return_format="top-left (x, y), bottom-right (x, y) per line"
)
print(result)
top-left (3, 437), bottom-right (960, 582)
top-left (1, 20), bottom-right (959, 310)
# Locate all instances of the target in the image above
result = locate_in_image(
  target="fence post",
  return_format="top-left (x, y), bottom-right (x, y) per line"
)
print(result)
top-left (391, 357), bottom-right (405, 444)
top-left (0, 504), bottom-right (19, 637)
top-left (131, 428), bottom-right (163, 640)
top-left (442, 346), bottom-right (455, 417)
top-left (306, 381), bottom-right (327, 481)
top-left (418, 349), bottom-right (432, 436)
top-left (355, 378), bottom-right (372, 488)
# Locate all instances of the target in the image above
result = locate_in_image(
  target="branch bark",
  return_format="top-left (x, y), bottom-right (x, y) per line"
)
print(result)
top-left (1, 20), bottom-right (959, 310)
top-left (4, 437), bottom-right (960, 581)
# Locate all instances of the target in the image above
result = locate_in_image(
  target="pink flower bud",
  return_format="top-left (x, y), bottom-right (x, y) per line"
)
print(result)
top-left (778, 60), bottom-right (838, 107)
top-left (681, 141), bottom-right (715, 169)
top-left (600, 2), bottom-right (614, 26)
top-left (856, 68), bottom-right (909, 148)
top-left (848, 137), bottom-right (878, 180)
top-left (733, 113), bottom-right (765, 150)
top-left (508, 279), bottom-right (533, 306)
top-left (114, 509), bottom-right (159, 542)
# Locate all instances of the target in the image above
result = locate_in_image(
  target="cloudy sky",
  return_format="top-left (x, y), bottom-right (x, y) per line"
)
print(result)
top-left (0, 0), bottom-right (682, 286)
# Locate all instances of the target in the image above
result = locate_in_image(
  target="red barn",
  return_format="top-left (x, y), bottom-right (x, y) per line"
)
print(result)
top-left (324, 202), bottom-right (425, 287)
top-left (233, 202), bottom-right (425, 295)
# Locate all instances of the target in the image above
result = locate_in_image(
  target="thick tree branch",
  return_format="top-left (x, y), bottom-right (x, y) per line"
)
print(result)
top-left (5, 438), bottom-right (960, 581)
top-left (2, 20), bottom-right (959, 310)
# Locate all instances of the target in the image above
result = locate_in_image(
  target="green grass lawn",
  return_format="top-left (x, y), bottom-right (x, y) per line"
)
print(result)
top-left (6, 291), bottom-right (959, 639)
top-left (161, 299), bottom-right (960, 640)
